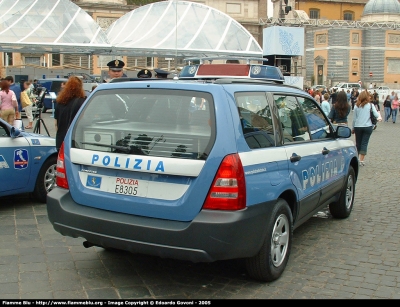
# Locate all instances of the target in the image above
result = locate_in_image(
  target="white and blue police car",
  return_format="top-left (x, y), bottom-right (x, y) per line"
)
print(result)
top-left (47, 58), bottom-right (359, 282)
top-left (0, 118), bottom-right (57, 202)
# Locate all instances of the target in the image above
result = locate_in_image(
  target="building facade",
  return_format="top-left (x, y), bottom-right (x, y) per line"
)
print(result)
top-left (271, 0), bottom-right (400, 88)
top-left (271, 0), bottom-right (368, 21)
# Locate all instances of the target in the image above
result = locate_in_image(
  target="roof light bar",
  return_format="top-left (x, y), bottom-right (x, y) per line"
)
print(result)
top-left (179, 62), bottom-right (285, 83)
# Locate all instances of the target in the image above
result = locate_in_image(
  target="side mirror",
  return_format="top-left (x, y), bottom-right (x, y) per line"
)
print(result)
top-left (335, 125), bottom-right (352, 138)
top-left (10, 126), bottom-right (21, 138)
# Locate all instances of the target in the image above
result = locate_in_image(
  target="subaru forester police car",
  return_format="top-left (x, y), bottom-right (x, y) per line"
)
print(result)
top-left (47, 58), bottom-right (359, 282)
top-left (0, 118), bottom-right (57, 202)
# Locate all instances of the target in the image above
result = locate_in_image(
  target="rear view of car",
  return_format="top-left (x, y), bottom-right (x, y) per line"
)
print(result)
top-left (47, 81), bottom-right (277, 276)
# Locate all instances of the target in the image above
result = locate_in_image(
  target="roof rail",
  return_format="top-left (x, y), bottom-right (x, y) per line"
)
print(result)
top-left (213, 78), bottom-right (284, 85)
top-left (108, 77), bottom-right (168, 83)
top-left (184, 56), bottom-right (267, 64)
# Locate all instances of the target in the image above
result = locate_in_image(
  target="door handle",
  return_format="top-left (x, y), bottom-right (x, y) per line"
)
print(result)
top-left (322, 147), bottom-right (330, 155)
top-left (290, 153), bottom-right (301, 162)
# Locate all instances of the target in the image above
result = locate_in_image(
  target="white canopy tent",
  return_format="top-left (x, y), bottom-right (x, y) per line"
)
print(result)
top-left (0, 0), bottom-right (111, 54)
top-left (107, 0), bottom-right (263, 57)
top-left (0, 0), bottom-right (263, 58)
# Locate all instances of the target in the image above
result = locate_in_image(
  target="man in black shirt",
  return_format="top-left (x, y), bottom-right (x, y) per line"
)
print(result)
top-left (350, 88), bottom-right (359, 110)
top-left (330, 88), bottom-right (338, 105)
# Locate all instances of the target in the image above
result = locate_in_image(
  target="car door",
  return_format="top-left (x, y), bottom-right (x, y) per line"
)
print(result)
top-left (273, 94), bottom-right (321, 221)
top-left (0, 121), bottom-right (31, 192)
top-left (297, 96), bottom-right (345, 206)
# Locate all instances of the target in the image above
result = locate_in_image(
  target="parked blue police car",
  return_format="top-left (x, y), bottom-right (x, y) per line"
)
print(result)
top-left (47, 58), bottom-right (359, 282)
top-left (0, 118), bottom-right (58, 202)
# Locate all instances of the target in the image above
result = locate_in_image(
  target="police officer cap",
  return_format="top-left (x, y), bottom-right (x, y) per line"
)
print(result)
top-left (154, 68), bottom-right (170, 78)
top-left (137, 69), bottom-right (152, 78)
top-left (107, 59), bottom-right (125, 71)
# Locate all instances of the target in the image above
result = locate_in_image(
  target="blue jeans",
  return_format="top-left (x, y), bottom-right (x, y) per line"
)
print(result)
top-left (392, 108), bottom-right (398, 123)
top-left (384, 107), bottom-right (391, 121)
top-left (354, 126), bottom-right (373, 155)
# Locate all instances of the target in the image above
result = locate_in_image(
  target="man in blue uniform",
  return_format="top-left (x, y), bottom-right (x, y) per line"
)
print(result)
top-left (154, 68), bottom-right (170, 79)
top-left (137, 69), bottom-right (152, 78)
top-left (106, 59), bottom-right (125, 82)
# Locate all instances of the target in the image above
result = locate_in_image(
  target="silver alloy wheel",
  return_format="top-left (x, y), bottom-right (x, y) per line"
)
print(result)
top-left (345, 174), bottom-right (354, 209)
top-left (271, 213), bottom-right (290, 267)
top-left (44, 163), bottom-right (57, 193)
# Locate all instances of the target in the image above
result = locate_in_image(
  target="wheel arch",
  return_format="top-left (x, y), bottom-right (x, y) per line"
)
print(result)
top-left (277, 189), bottom-right (297, 223)
top-left (32, 153), bottom-right (58, 203)
top-left (350, 157), bottom-right (359, 181)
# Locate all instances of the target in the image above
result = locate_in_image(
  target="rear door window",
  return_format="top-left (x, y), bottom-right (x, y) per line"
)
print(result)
top-left (274, 95), bottom-right (310, 143)
top-left (71, 89), bottom-right (215, 160)
top-left (235, 92), bottom-right (275, 148)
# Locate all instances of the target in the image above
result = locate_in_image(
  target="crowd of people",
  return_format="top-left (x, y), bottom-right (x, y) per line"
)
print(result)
top-left (305, 85), bottom-right (400, 166)
top-left (0, 76), bottom-right (39, 126)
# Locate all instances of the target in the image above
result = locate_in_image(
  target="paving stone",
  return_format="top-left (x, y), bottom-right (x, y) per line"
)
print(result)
top-left (86, 288), bottom-right (119, 299)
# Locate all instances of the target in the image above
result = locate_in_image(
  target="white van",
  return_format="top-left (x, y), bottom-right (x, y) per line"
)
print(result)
top-left (331, 82), bottom-right (361, 92)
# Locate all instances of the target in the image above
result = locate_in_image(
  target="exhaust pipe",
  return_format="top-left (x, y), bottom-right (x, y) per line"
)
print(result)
top-left (83, 241), bottom-right (96, 248)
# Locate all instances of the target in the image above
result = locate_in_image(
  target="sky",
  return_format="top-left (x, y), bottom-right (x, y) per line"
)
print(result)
top-left (268, 0), bottom-right (273, 17)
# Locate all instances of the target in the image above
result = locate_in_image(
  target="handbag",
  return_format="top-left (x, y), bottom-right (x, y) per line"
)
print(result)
top-left (370, 103), bottom-right (377, 125)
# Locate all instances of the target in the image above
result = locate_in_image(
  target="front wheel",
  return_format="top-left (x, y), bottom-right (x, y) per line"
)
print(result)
top-left (329, 166), bottom-right (356, 219)
top-left (32, 155), bottom-right (57, 203)
top-left (245, 198), bottom-right (293, 282)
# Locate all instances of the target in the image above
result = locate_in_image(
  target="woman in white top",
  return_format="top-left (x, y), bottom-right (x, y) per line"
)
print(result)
top-left (352, 90), bottom-right (380, 166)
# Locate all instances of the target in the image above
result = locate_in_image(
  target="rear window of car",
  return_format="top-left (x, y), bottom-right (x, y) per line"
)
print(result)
top-left (38, 80), bottom-right (66, 94)
top-left (49, 81), bottom-right (65, 93)
top-left (71, 89), bottom-right (215, 160)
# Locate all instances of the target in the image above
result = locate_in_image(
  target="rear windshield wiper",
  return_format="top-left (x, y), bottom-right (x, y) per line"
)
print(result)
top-left (81, 142), bottom-right (150, 155)
top-left (81, 142), bottom-right (131, 153)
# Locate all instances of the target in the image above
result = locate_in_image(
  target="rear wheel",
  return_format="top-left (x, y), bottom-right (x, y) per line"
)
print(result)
top-left (245, 198), bottom-right (293, 282)
top-left (32, 155), bottom-right (57, 203)
top-left (329, 166), bottom-right (355, 219)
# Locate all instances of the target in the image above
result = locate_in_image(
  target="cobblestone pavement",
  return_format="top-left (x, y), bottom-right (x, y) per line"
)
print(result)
top-left (1, 110), bottom-right (400, 299)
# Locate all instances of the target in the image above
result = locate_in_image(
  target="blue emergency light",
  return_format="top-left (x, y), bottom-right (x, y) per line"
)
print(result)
top-left (179, 57), bottom-right (284, 83)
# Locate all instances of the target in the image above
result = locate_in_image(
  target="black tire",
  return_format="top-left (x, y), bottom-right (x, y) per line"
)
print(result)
top-left (245, 198), bottom-right (293, 282)
top-left (329, 166), bottom-right (355, 219)
top-left (32, 155), bottom-right (57, 203)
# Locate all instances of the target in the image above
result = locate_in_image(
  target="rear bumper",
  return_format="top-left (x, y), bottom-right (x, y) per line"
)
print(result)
top-left (47, 187), bottom-right (275, 263)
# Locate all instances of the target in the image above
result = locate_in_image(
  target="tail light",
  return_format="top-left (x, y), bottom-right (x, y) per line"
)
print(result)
top-left (203, 154), bottom-right (246, 210)
top-left (56, 142), bottom-right (69, 189)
